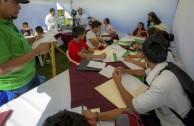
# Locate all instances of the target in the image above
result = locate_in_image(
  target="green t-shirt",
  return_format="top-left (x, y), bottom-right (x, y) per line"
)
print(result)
top-left (0, 19), bottom-right (36, 90)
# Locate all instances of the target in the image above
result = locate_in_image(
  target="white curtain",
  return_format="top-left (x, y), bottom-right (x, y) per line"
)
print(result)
top-left (172, 0), bottom-right (194, 79)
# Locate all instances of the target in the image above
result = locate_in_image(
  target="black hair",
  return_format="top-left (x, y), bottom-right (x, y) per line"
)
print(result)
top-left (148, 27), bottom-right (157, 36)
top-left (22, 22), bottom-right (28, 26)
top-left (92, 21), bottom-right (102, 29)
top-left (42, 110), bottom-right (90, 126)
top-left (50, 8), bottom-right (55, 13)
top-left (142, 35), bottom-right (168, 63)
top-left (135, 22), bottom-right (146, 31)
top-left (35, 26), bottom-right (44, 33)
top-left (104, 18), bottom-right (110, 24)
top-left (73, 26), bottom-right (85, 38)
top-left (147, 12), bottom-right (161, 28)
top-left (155, 30), bottom-right (175, 47)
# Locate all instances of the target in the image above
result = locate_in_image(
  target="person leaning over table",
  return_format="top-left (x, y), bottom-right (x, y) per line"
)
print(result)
top-left (84, 35), bottom-right (192, 126)
top-left (0, 0), bottom-right (50, 106)
top-left (68, 26), bottom-right (106, 66)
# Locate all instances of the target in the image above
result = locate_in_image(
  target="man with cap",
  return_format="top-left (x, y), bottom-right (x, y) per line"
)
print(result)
top-left (0, 0), bottom-right (50, 106)
top-left (76, 7), bottom-right (96, 28)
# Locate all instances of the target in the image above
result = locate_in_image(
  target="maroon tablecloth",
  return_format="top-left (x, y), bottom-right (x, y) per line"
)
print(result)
top-left (54, 32), bottom-right (73, 45)
top-left (69, 61), bottom-right (128, 112)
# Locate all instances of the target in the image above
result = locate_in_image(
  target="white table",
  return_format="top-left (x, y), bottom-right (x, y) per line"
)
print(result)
top-left (0, 70), bottom-right (113, 126)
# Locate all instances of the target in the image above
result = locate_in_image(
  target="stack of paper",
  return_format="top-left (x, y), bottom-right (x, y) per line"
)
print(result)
top-left (99, 65), bottom-right (115, 78)
top-left (95, 73), bottom-right (148, 108)
top-left (32, 31), bottom-right (58, 49)
top-left (87, 61), bottom-right (106, 69)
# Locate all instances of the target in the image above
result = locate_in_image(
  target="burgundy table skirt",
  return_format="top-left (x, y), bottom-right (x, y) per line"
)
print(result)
top-left (54, 32), bottom-right (73, 45)
top-left (69, 61), bottom-right (128, 112)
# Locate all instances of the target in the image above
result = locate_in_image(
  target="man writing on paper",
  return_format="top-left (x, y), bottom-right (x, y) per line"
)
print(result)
top-left (84, 35), bottom-right (191, 126)
top-left (0, 0), bottom-right (50, 106)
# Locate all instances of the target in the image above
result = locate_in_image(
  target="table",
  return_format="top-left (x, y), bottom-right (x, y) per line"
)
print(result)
top-left (0, 70), bottom-right (113, 126)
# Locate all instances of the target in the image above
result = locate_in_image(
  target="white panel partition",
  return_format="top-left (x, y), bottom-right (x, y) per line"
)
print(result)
top-left (173, 0), bottom-right (194, 79)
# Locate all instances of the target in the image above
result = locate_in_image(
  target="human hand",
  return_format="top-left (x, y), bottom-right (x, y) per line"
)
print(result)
top-left (86, 117), bottom-right (97, 126)
top-left (83, 110), bottom-right (96, 121)
top-left (99, 53), bottom-right (106, 59)
top-left (36, 43), bottom-right (50, 55)
top-left (125, 55), bottom-right (134, 62)
top-left (24, 32), bottom-right (28, 36)
top-left (112, 69), bottom-right (122, 84)
top-left (115, 66), bottom-right (126, 74)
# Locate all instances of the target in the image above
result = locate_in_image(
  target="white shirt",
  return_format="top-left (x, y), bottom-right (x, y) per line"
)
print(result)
top-left (76, 13), bottom-right (88, 26)
top-left (133, 62), bottom-right (191, 126)
top-left (104, 24), bottom-right (117, 34)
top-left (45, 14), bottom-right (57, 31)
top-left (86, 30), bottom-right (101, 48)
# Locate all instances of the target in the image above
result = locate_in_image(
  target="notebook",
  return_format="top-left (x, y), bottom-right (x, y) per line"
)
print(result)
top-left (77, 59), bottom-right (102, 72)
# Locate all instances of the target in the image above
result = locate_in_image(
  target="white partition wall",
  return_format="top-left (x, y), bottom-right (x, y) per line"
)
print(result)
top-left (173, 0), bottom-right (194, 79)
top-left (72, 0), bottom-right (178, 34)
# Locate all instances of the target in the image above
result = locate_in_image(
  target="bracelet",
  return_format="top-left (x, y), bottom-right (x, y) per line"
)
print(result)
top-left (95, 112), bottom-right (99, 121)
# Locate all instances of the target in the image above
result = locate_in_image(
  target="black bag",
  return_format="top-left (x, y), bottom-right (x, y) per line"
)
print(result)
top-left (160, 62), bottom-right (194, 126)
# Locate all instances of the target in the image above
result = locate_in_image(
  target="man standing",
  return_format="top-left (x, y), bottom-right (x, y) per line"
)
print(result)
top-left (0, 0), bottom-right (50, 106)
top-left (45, 8), bottom-right (57, 31)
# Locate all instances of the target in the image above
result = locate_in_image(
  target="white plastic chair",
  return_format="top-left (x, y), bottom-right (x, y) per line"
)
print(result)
top-left (66, 50), bottom-right (80, 65)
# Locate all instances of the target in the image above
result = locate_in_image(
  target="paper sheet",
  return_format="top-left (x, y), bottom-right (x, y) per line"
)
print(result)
top-left (87, 61), bottom-right (106, 69)
top-left (121, 60), bottom-right (143, 70)
top-left (99, 65), bottom-right (115, 78)
top-left (119, 36), bottom-right (135, 42)
top-left (95, 74), bottom-right (148, 108)
top-left (32, 31), bottom-right (58, 49)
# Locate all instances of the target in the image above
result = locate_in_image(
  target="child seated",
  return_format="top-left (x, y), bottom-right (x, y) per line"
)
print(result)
top-left (68, 26), bottom-right (106, 66)
top-left (21, 22), bottom-right (33, 36)
top-left (132, 22), bottom-right (147, 37)
top-left (35, 26), bottom-right (45, 37)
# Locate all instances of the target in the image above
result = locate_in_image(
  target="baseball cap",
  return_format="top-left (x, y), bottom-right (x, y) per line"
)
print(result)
top-left (19, 0), bottom-right (30, 4)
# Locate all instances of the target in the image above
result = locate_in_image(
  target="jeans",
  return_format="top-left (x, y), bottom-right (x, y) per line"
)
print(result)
top-left (0, 74), bottom-right (41, 106)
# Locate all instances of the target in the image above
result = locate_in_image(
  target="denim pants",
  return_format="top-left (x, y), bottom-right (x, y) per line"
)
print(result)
top-left (0, 74), bottom-right (41, 106)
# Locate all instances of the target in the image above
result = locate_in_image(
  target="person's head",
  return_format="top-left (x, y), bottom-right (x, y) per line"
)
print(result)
top-left (42, 110), bottom-right (91, 126)
top-left (0, 0), bottom-right (29, 19)
top-left (77, 7), bottom-right (83, 15)
top-left (49, 8), bottom-right (55, 16)
top-left (73, 26), bottom-right (86, 40)
top-left (155, 30), bottom-right (174, 47)
top-left (142, 34), bottom-right (168, 64)
top-left (88, 20), bottom-right (93, 27)
top-left (35, 26), bottom-right (44, 36)
top-left (22, 22), bottom-right (29, 29)
top-left (103, 18), bottom-right (110, 25)
top-left (147, 12), bottom-right (161, 27)
top-left (147, 27), bottom-right (157, 37)
top-left (136, 22), bottom-right (145, 30)
top-left (92, 21), bottom-right (102, 32)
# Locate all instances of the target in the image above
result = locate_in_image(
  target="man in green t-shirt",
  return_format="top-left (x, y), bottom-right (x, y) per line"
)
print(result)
top-left (0, 0), bottom-right (50, 106)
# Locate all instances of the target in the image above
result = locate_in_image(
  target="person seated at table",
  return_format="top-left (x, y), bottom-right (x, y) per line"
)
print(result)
top-left (147, 12), bottom-right (161, 28)
top-left (87, 35), bottom-right (191, 126)
top-left (35, 26), bottom-right (45, 37)
top-left (21, 22), bottom-right (33, 36)
top-left (85, 20), bottom-right (93, 31)
top-left (43, 110), bottom-right (96, 126)
top-left (119, 32), bottom-right (175, 78)
top-left (103, 18), bottom-right (117, 34)
top-left (86, 21), bottom-right (107, 49)
top-left (68, 26), bottom-right (106, 65)
top-left (132, 22), bottom-right (147, 37)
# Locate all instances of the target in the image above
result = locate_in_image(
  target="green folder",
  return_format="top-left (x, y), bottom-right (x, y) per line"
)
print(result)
top-left (117, 41), bottom-right (132, 46)
top-left (113, 53), bottom-right (118, 62)
top-left (122, 50), bottom-right (132, 58)
top-left (135, 39), bottom-right (144, 43)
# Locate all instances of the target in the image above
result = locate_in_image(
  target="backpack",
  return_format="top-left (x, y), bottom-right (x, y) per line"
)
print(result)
top-left (115, 109), bottom-right (144, 126)
top-left (159, 62), bottom-right (194, 126)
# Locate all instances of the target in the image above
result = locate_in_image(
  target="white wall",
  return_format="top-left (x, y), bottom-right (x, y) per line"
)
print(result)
top-left (14, 2), bottom-right (57, 31)
top-left (173, 0), bottom-right (194, 79)
top-left (72, 0), bottom-right (178, 34)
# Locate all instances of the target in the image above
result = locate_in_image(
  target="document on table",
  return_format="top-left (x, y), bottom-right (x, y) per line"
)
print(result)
top-left (121, 60), bottom-right (143, 70)
top-left (99, 65), bottom-right (115, 78)
top-left (87, 61), bottom-right (106, 69)
top-left (94, 49), bottom-right (118, 62)
top-left (32, 31), bottom-right (58, 49)
top-left (95, 73), bottom-right (148, 108)
top-left (119, 36), bottom-right (135, 42)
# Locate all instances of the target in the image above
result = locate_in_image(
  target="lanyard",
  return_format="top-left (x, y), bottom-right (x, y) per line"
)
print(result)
top-left (3, 22), bottom-right (23, 42)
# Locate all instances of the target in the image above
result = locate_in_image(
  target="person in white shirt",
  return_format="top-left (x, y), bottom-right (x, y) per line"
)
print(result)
top-left (86, 21), bottom-right (107, 49)
top-left (83, 35), bottom-right (192, 126)
top-left (76, 7), bottom-right (90, 28)
top-left (103, 18), bottom-right (117, 34)
top-left (45, 8), bottom-right (57, 31)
